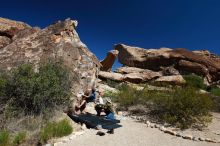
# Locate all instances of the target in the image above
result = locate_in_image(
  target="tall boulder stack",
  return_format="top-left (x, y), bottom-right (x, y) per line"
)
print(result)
top-left (0, 17), bottom-right (101, 94)
top-left (115, 44), bottom-right (220, 84)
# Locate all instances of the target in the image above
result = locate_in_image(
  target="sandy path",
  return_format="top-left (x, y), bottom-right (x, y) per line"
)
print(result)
top-left (58, 118), bottom-right (219, 146)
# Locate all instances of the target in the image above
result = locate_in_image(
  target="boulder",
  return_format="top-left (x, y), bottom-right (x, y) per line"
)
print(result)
top-left (178, 60), bottom-right (208, 76)
top-left (155, 75), bottom-right (186, 85)
top-left (100, 50), bottom-right (118, 71)
top-left (99, 69), bottom-right (161, 83)
top-left (115, 44), bottom-right (220, 83)
top-left (99, 71), bottom-right (124, 81)
top-left (0, 17), bottom-right (101, 94)
top-left (115, 66), bottom-right (162, 83)
top-left (116, 66), bottom-right (155, 74)
top-left (124, 73), bottom-right (147, 83)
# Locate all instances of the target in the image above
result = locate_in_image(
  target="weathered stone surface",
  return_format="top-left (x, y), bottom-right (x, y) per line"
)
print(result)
top-left (0, 17), bottom-right (31, 38)
top-left (178, 60), bottom-right (208, 76)
top-left (116, 66), bottom-right (149, 74)
top-left (0, 36), bottom-right (11, 48)
top-left (124, 72), bottom-right (159, 83)
top-left (115, 44), bottom-right (174, 70)
top-left (99, 69), bottom-right (161, 83)
top-left (155, 75), bottom-right (186, 85)
top-left (0, 17), bottom-right (101, 94)
top-left (100, 50), bottom-right (118, 71)
top-left (115, 44), bottom-right (220, 83)
top-left (123, 73), bottom-right (146, 83)
top-left (161, 66), bottom-right (180, 76)
top-left (115, 66), bottom-right (162, 83)
top-left (99, 71), bottom-right (124, 81)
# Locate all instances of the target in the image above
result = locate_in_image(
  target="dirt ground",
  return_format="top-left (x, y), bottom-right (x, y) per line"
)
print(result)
top-left (58, 115), bottom-right (220, 146)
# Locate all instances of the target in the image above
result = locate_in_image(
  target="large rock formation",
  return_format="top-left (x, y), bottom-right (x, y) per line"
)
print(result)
top-left (0, 17), bottom-right (101, 94)
top-left (100, 50), bottom-right (118, 71)
top-left (99, 66), bottom-right (161, 83)
top-left (115, 44), bottom-right (220, 84)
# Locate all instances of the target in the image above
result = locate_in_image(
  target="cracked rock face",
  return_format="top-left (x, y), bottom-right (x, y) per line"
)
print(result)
top-left (0, 17), bottom-right (101, 94)
top-left (115, 44), bottom-right (220, 84)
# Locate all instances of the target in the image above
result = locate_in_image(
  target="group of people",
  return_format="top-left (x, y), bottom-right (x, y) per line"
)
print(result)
top-left (74, 87), bottom-right (115, 121)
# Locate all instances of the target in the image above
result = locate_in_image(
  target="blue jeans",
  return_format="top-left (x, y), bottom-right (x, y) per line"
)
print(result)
top-left (106, 112), bottom-right (115, 120)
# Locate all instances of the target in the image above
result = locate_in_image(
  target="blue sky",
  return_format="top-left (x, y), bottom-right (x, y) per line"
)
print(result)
top-left (1, 0), bottom-right (220, 69)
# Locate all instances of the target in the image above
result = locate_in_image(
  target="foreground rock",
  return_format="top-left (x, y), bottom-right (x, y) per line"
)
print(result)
top-left (0, 17), bottom-right (101, 93)
top-left (115, 44), bottom-right (220, 84)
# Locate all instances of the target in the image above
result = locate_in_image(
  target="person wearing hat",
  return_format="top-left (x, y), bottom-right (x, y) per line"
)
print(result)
top-left (103, 98), bottom-right (115, 120)
top-left (103, 98), bottom-right (115, 134)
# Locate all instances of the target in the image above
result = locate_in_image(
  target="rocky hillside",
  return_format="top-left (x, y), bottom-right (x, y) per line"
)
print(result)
top-left (0, 17), bottom-right (101, 94)
top-left (100, 44), bottom-right (220, 85)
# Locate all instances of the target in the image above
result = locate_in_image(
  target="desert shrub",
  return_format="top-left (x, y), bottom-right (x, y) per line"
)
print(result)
top-left (207, 86), bottom-right (220, 111)
top-left (12, 132), bottom-right (26, 146)
top-left (183, 74), bottom-right (206, 89)
top-left (158, 87), bottom-right (213, 129)
top-left (113, 84), bottom-right (213, 129)
top-left (5, 62), bottom-right (71, 115)
top-left (209, 86), bottom-right (220, 97)
top-left (0, 76), bottom-right (6, 97)
top-left (113, 84), bottom-right (145, 107)
top-left (39, 119), bottom-right (73, 144)
top-left (0, 131), bottom-right (10, 146)
top-left (0, 73), bottom-right (9, 104)
top-left (106, 79), bottom-right (118, 88)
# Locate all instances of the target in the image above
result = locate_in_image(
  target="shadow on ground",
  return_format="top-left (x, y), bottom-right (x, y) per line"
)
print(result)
top-left (68, 113), bottom-right (122, 130)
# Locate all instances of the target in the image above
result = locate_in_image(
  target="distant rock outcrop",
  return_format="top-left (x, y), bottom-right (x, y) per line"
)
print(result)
top-left (0, 17), bottom-right (101, 93)
top-left (115, 44), bottom-right (220, 84)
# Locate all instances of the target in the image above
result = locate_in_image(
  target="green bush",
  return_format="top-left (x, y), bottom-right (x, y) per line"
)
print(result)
top-left (0, 131), bottom-right (26, 146)
top-left (183, 74), bottom-right (206, 89)
top-left (12, 132), bottom-right (26, 146)
top-left (106, 79), bottom-right (119, 88)
top-left (113, 84), bottom-right (213, 129)
top-left (0, 73), bottom-right (9, 104)
top-left (209, 86), bottom-right (220, 97)
top-left (0, 131), bottom-right (10, 146)
top-left (5, 62), bottom-right (71, 115)
top-left (208, 86), bottom-right (220, 111)
top-left (159, 87), bottom-right (213, 129)
top-left (112, 84), bottom-right (147, 107)
top-left (40, 119), bottom-right (73, 144)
